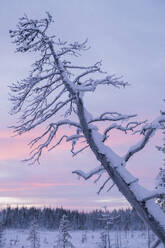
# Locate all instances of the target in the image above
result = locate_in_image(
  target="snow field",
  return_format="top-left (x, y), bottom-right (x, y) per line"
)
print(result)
top-left (3, 229), bottom-right (164, 248)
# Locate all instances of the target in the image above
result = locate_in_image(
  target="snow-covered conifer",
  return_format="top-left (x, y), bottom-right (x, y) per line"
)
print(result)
top-left (55, 215), bottom-right (75, 248)
top-left (27, 218), bottom-right (40, 248)
top-left (0, 222), bottom-right (4, 248)
top-left (81, 231), bottom-right (87, 244)
top-left (97, 207), bottom-right (114, 248)
top-left (98, 230), bottom-right (107, 248)
top-left (156, 166), bottom-right (165, 211)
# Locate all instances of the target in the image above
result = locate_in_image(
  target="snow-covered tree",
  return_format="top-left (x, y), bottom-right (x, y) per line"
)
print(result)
top-left (98, 231), bottom-right (107, 248)
top-left (81, 231), bottom-right (87, 244)
top-left (97, 206), bottom-right (120, 248)
top-left (9, 13), bottom-right (165, 246)
top-left (55, 215), bottom-right (74, 248)
top-left (98, 207), bottom-right (111, 248)
top-left (156, 129), bottom-right (165, 214)
top-left (156, 166), bottom-right (165, 211)
top-left (0, 222), bottom-right (5, 248)
top-left (0, 207), bottom-right (144, 230)
top-left (27, 218), bottom-right (40, 248)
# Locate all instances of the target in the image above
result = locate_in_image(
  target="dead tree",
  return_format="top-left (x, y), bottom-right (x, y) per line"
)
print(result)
top-left (9, 13), bottom-right (165, 245)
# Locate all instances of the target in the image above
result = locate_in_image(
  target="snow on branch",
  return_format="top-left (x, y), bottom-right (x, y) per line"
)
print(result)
top-left (124, 115), bottom-right (165, 162)
top-left (89, 112), bottom-right (137, 123)
top-left (72, 166), bottom-right (105, 180)
top-left (73, 66), bottom-right (101, 85)
top-left (140, 189), bottom-right (165, 202)
top-left (56, 39), bottom-right (90, 57)
top-left (9, 13), bottom-right (53, 53)
top-left (75, 74), bottom-right (128, 92)
top-left (102, 120), bottom-right (146, 142)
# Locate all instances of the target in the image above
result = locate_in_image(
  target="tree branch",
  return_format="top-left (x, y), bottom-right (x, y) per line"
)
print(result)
top-left (151, 239), bottom-right (161, 248)
top-left (97, 177), bottom-right (111, 195)
top-left (140, 189), bottom-right (165, 202)
top-left (124, 115), bottom-right (165, 162)
top-left (72, 166), bottom-right (105, 180)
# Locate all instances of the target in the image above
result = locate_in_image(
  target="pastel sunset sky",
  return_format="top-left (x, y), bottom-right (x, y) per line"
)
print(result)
top-left (0, 0), bottom-right (165, 210)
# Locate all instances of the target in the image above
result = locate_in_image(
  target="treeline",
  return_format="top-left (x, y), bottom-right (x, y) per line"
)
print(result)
top-left (0, 207), bottom-right (145, 230)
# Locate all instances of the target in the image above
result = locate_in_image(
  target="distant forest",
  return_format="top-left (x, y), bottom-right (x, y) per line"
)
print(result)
top-left (0, 207), bottom-right (146, 230)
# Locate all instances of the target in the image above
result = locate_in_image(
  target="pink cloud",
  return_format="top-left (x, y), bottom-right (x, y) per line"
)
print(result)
top-left (0, 128), bottom-right (72, 161)
top-left (0, 125), bottom-right (142, 161)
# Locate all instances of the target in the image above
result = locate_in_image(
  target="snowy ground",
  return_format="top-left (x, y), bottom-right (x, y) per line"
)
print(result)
top-left (3, 229), bottom-right (164, 248)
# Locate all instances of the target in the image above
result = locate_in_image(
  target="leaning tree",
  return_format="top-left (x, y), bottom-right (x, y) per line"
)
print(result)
top-left (9, 14), bottom-right (165, 246)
